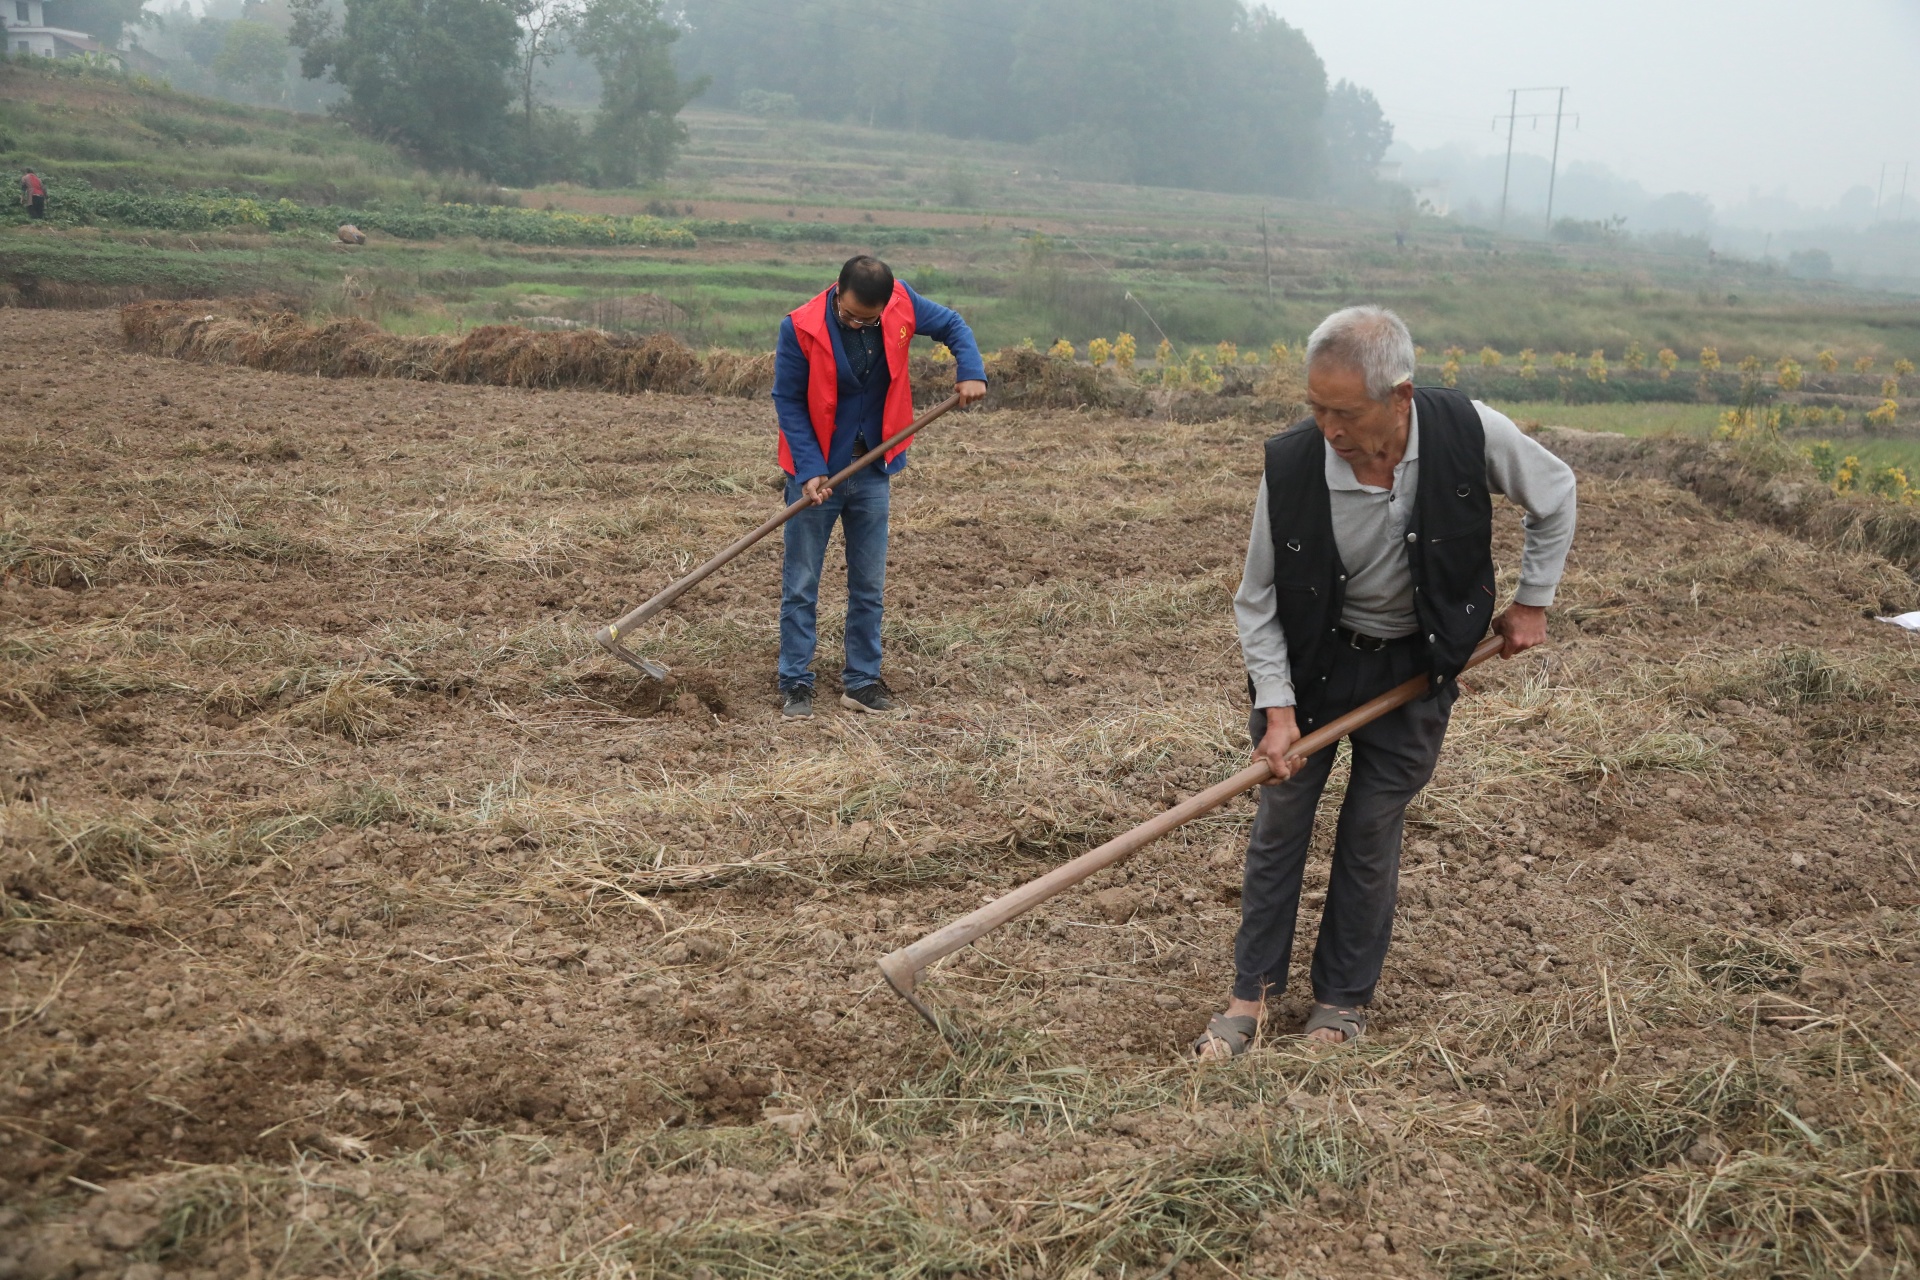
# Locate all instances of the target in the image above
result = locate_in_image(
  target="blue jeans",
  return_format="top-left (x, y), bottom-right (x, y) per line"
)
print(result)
top-left (778, 468), bottom-right (890, 691)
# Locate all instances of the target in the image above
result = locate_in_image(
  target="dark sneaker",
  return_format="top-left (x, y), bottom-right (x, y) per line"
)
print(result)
top-left (780, 686), bottom-right (814, 718)
top-left (840, 680), bottom-right (901, 715)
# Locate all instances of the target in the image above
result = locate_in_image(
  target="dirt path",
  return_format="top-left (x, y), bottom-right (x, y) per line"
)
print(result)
top-left (3, 308), bottom-right (1918, 1279)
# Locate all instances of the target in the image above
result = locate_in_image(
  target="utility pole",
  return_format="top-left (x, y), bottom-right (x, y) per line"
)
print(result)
top-left (1490, 88), bottom-right (1575, 235)
top-left (1544, 86), bottom-right (1568, 235)
top-left (1875, 163), bottom-right (1886, 219)
top-left (1261, 208), bottom-right (1273, 307)
top-left (1498, 89), bottom-right (1517, 228)
top-left (1900, 163), bottom-right (1910, 222)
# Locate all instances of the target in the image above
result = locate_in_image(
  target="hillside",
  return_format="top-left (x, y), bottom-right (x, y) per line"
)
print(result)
top-left (0, 55), bottom-right (488, 205)
top-left (4, 65), bottom-right (1920, 379)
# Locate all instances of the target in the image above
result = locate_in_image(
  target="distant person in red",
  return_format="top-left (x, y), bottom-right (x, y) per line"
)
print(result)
top-left (20, 170), bottom-right (46, 220)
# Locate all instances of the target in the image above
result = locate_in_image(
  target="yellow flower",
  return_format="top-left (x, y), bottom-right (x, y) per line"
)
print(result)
top-left (1478, 346), bottom-right (1502, 368)
top-left (1586, 349), bottom-right (1608, 383)
top-left (1114, 333), bottom-right (1137, 372)
top-left (1816, 349), bottom-right (1838, 374)
top-left (1776, 358), bottom-right (1802, 392)
top-left (1048, 338), bottom-right (1075, 362)
top-left (1867, 399), bottom-right (1899, 427)
top-left (1699, 347), bottom-right (1721, 372)
top-left (1854, 355), bottom-right (1875, 374)
top-left (1896, 358), bottom-right (1916, 378)
top-left (1656, 348), bottom-right (1679, 379)
top-left (1623, 340), bottom-right (1646, 371)
top-left (1087, 337), bottom-right (1112, 366)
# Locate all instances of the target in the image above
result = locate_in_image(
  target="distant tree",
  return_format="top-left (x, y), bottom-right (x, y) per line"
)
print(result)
top-left (1212, 6), bottom-right (1326, 195)
top-left (290, 0), bottom-right (520, 174)
top-left (673, 0), bottom-right (1382, 200)
top-left (511, 0), bottom-right (573, 138)
top-left (575, 0), bottom-right (703, 186)
top-left (177, 11), bottom-right (231, 67)
top-left (213, 20), bottom-right (289, 99)
top-left (1321, 79), bottom-right (1391, 197)
top-left (1787, 248), bottom-right (1834, 279)
top-left (43, 0), bottom-right (148, 48)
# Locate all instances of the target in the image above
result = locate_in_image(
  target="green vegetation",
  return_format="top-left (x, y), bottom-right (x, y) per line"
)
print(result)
top-left (675, 0), bottom-right (1387, 198)
top-left (288, 0), bottom-right (524, 175)
top-left (1495, 400), bottom-right (1920, 503)
top-left (12, 182), bottom-right (693, 246)
top-left (0, 54), bottom-right (487, 205)
top-left (288, 0), bottom-right (697, 184)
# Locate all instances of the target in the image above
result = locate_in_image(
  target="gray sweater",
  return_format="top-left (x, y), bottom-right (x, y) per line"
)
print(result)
top-left (1234, 399), bottom-right (1578, 709)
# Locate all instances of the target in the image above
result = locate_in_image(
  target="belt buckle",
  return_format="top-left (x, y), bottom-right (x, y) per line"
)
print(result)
top-left (1346, 629), bottom-right (1383, 651)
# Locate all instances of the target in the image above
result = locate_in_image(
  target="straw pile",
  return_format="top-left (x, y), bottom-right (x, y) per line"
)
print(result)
top-left (120, 302), bottom-right (1314, 422)
top-left (119, 301), bottom-right (764, 398)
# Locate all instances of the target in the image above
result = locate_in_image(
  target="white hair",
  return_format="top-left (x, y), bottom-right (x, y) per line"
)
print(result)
top-left (1304, 305), bottom-right (1416, 402)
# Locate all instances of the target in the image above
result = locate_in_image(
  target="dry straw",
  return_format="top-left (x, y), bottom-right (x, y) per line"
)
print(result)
top-left (119, 302), bottom-right (757, 398)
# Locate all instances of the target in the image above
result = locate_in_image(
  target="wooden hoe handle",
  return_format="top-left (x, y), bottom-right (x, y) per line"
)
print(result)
top-left (595, 394), bottom-right (964, 676)
top-left (877, 634), bottom-right (1508, 1033)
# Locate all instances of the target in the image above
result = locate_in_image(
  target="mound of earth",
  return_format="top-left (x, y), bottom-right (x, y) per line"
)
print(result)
top-left (2, 309), bottom-right (1918, 1279)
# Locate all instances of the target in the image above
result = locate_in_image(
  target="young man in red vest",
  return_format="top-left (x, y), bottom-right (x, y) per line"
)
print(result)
top-left (773, 255), bottom-right (987, 717)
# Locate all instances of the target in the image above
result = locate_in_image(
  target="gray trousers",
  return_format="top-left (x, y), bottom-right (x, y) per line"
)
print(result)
top-left (1233, 638), bottom-right (1455, 1006)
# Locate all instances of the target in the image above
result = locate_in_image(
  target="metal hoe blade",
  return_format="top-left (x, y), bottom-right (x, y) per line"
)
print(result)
top-left (595, 627), bottom-right (669, 681)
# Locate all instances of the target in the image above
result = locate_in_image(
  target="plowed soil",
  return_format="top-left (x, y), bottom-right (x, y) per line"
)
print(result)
top-left (4, 308), bottom-right (1919, 1280)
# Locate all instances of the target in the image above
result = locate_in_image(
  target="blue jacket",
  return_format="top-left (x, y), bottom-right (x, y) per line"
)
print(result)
top-left (772, 283), bottom-right (988, 481)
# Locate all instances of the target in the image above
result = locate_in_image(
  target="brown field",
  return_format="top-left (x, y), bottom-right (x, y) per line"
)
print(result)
top-left (3, 308), bottom-right (1920, 1279)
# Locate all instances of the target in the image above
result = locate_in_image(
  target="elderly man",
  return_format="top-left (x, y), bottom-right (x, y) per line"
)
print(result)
top-left (1195, 305), bottom-right (1577, 1057)
top-left (773, 254), bottom-right (986, 718)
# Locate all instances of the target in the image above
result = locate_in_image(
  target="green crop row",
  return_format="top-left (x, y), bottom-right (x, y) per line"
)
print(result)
top-left (6, 184), bottom-right (697, 248)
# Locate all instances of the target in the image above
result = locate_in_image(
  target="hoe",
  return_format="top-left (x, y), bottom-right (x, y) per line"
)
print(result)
top-left (877, 635), bottom-right (1507, 1036)
top-left (596, 394), bottom-right (963, 680)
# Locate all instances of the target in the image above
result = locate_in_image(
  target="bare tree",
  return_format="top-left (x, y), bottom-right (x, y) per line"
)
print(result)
top-left (512, 0), bottom-right (577, 139)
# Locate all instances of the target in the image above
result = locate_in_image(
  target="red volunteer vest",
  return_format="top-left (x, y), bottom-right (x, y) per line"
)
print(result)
top-left (778, 282), bottom-right (917, 475)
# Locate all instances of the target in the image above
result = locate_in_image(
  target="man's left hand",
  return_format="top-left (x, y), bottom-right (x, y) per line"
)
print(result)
top-left (955, 379), bottom-right (987, 407)
top-left (1492, 603), bottom-right (1548, 658)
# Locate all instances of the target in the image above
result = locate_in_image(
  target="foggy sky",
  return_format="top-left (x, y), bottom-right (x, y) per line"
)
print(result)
top-left (1277, 0), bottom-right (1920, 212)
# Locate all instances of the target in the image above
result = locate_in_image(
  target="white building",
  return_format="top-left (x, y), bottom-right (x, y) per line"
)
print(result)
top-left (3, 0), bottom-right (114, 60)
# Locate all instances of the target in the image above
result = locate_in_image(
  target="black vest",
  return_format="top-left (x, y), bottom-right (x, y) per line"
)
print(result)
top-left (1262, 386), bottom-right (1495, 728)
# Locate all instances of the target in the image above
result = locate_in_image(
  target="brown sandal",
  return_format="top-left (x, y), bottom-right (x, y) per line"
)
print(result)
top-left (1304, 1003), bottom-right (1366, 1044)
top-left (1192, 1013), bottom-right (1258, 1059)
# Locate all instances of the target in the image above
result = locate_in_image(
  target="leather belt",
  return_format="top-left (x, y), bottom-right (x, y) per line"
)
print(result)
top-left (1336, 626), bottom-right (1411, 652)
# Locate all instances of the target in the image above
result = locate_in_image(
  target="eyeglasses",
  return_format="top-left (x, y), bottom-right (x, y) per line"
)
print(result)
top-left (835, 299), bottom-right (884, 330)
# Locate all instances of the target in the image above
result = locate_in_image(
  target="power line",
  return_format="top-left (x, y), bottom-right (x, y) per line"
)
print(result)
top-left (1490, 87), bottom-right (1575, 233)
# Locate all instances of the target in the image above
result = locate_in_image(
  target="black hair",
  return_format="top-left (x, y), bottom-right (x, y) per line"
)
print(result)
top-left (837, 255), bottom-right (894, 306)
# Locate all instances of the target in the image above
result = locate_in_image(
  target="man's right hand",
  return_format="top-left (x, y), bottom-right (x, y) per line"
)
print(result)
top-left (1255, 706), bottom-right (1303, 781)
top-left (801, 476), bottom-right (832, 505)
